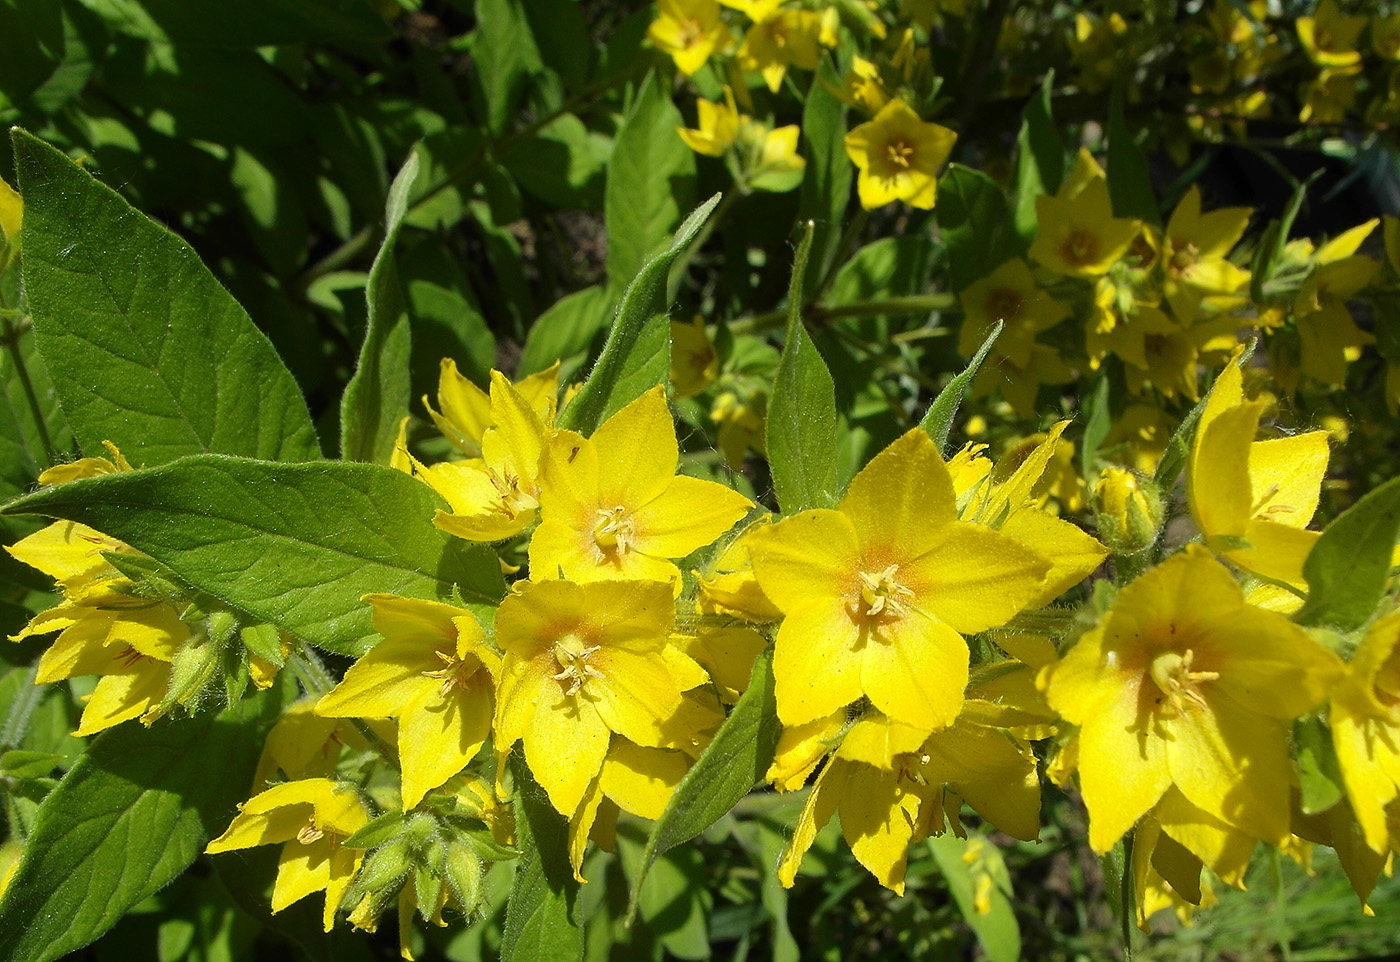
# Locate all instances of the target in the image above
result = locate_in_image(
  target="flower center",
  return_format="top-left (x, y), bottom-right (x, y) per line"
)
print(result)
top-left (1169, 241), bottom-right (1199, 275)
top-left (1149, 647), bottom-right (1219, 715)
top-left (422, 648), bottom-right (482, 697)
top-left (857, 564), bottom-right (915, 618)
top-left (984, 287), bottom-right (1026, 323)
top-left (490, 468), bottom-right (537, 519)
top-left (1061, 228), bottom-right (1100, 267)
top-left (552, 633), bottom-right (604, 695)
top-left (592, 506), bottom-right (634, 554)
top-left (296, 820), bottom-right (325, 845)
top-left (679, 17), bottom-right (703, 48)
top-left (885, 137), bottom-right (915, 169)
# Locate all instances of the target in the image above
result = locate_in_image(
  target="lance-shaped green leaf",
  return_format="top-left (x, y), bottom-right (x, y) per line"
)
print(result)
top-left (502, 753), bottom-right (582, 962)
top-left (604, 70), bottom-right (696, 291)
top-left (919, 320), bottom-right (1002, 455)
top-left (926, 833), bottom-right (1021, 962)
top-left (767, 224), bottom-right (838, 512)
top-left (1107, 84), bottom-right (1158, 224)
top-left (625, 648), bottom-right (779, 925)
top-left (0, 683), bottom-right (284, 962)
top-left (938, 165), bottom-right (1020, 294)
top-left (1012, 72), bottom-right (1063, 244)
top-left (341, 149), bottom-right (419, 464)
top-left (10, 128), bottom-right (320, 466)
top-left (1295, 474), bottom-right (1400, 631)
top-left (557, 193), bottom-right (720, 436)
top-left (2, 456), bottom-right (505, 655)
top-left (797, 57), bottom-right (852, 294)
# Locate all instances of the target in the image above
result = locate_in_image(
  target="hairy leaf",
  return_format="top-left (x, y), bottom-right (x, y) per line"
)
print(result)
top-left (11, 129), bottom-right (320, 466)
top-left (2, 457), bottom-right (505, 655)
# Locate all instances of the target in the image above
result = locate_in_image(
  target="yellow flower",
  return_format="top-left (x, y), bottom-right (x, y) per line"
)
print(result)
top-left (1039, 545), bottom-right (1342, 852)
top-left (315, 596), bottom-right (500, 810)
top-left (956, 423), bottom-right (1107, 608)
top-left (648, 0), bottom-right (733, 76)
top-left (1160, 185), bottom-right (1252, 323)
top-left (1330, 608), bottom-right (1400, 854)
top-left (839, 57), bottom-right (891, 115)
top-left (530, 386), bottom-right (753, 589)
top-left (0, 173), bottom-right (19, 248)
top-left (1029, 176), bottom-right (1142, 278)
top-left (206, 778), bottom-right (370, 931)
top-left (710, 384), bottom-right (766, 468)
top-left (677, 87), bottom-right (740, 157)
top-left (1296, 0), bottom-right (1365, 70)
top-left (739, 118), bottom-right (806, 192)
top-left (748, 429), bottom-right (1050, 732)
top-left (669, 316), bottom-right (718, 397)
top-left (957, 259), bottom-right (1070, 368)
top-left (1374, 13), bottom-right (1400, 60)
top-left (423, 361), bottom-right (557, 460)
top-left (1293, 220), bottom-right (1378, 386)
top-left (776, 706), bottom-right (1040, 893)
top-left (1187, 355), bottom-right (1330, 588)
top-left (734, 0), bottom-right (823, 93)
top-left (253, 700), bottom-right (394, 789)
top-left (493, 580), bottom-right (714, 872)
top-left (401, 370), bottom-right (553, 542)
top-left (844, 99), bottom-right (956, 210)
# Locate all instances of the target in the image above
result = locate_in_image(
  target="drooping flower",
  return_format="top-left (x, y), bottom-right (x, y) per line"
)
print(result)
top-left (401, 370), bottom-right (553, 542)
top-left (1187, 355), bottom-right (1330, 589)
top-left (776, 705), bottom-right (1040, 893)
top-left (1330, 608), bottom-right (1400, 854)
top-left (423, 360), bottom-right (558, 460)
top-left (748, 428), bottom-right (1050, 732)
top-left (315, 596), bottom-right (499, 810)
top-left (677, 88), bottom-right (741, 157)
top-left (1039, 545), bottom-right (1342, 852)
top-left (529, 387), bottom-right (753, 589)
top-left (844, 99), bottom-right (957, 210)
top-left (670, 316), bottom-right (718, 397)
top-left (206, 778), bottom-right (371, 931)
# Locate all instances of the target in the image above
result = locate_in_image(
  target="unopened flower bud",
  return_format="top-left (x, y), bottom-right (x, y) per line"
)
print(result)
top-left (1093, 467), bottom-right (1163, 554)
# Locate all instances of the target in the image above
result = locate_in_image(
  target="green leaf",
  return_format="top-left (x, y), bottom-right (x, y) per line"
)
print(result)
top-left (604, 71), bottom-right (697, 290)
top-left (11, 129), bottom-right (320, 466)
top-left (500, 114), bottom-right (610, 211)
top-left (919, 320), bottom-right (1001, 454)
top-left (519, 285), bottom-right (611, 379)
top-left (501, 753), bottom-right (582, 962)
top-left (2, 456), bottom-right (506, 656)
top-left (472, 0), bottom-right (544, 135)
top-left (937, 165), bottom-right (1019, 294)
top-left (1013, 72), bottom-right (1064, 244)
top-left (1106, 84), bottom-right (1158, 224)
top-left (0, 686), bottom-right (283, 962)
top-left (625, 648), bottom-right (779, 925)
top-left (557, 194), bottom-right (720, 436)
top-left (341, 149), bottom-right (420, 464)
top-left (79, 0), bottom-right (390, 45)
top-left (926, 833), bottom-right (1022, 962)
top-left (1295, 474), bottom-right (1400, 631)
top-left (1296, 716), bottom-right (1344, 816)
top-left (767, 224), bottom-right (838, 513)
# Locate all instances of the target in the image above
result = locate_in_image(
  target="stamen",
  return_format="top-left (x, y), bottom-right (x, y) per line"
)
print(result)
top-left (857, 564), bottom-right (915, 618)
top-left (1149, 647), bottom-right (1219, 715)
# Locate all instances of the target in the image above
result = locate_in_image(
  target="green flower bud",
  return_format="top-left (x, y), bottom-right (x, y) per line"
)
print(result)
top-left (1093, 467), bottom-right (1163, 554)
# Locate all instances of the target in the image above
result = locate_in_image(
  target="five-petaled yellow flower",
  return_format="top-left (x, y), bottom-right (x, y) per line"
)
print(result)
top-left (748, 428), bottom-right (1051, 733)
top-left (206, 778), bottom-right (370, 931)
top-left (530, 386), bottom-right (753, 589)
top-left (315, 596), bottom-right (500, 810)
top-left (844, 99), bottom-right (956, 210)
top-left (1040, 545), bottom-right (1342, 853)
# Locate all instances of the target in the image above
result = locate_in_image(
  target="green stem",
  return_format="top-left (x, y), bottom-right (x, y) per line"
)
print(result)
top-left (728, 293), bottom-right (957, 337)
top-left (951, 0), bottom-right (1013, 140)
top-left (1002, 607), bottom-right (1077, 638)
top-left (1271, 846), bottom-right (1292, 961)
top-left (1, 316), bottom-right (56, 467)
